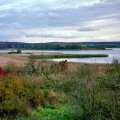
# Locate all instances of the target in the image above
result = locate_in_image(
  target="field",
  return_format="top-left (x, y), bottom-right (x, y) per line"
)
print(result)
top-left (0, 53), bottom-right (120, 120)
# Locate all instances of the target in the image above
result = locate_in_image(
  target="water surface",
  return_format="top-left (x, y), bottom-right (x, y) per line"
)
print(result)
top-left (0, 49), bottom-right (120, 63)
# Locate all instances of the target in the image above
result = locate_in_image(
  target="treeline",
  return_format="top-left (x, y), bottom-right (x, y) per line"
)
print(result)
top-left (0, 41), bottom-right (120, 50)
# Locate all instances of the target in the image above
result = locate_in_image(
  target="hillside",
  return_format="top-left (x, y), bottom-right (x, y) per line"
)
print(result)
top-left (0, 41), bottom-right (120, 50)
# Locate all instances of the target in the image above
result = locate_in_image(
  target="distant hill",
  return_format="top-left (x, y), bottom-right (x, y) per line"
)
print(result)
top-left (0, 41), bottom-right (120, 50)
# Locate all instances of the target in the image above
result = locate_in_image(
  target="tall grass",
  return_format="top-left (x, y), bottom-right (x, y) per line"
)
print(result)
top-left (0, 56), bottom-right (119, 120)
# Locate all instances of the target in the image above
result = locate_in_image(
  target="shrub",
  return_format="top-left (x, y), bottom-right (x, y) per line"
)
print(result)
top-left (0, 74), bottom-right (58, 118)
top-left (0, 67), bottom-right (8, 77)
top-left (53, 63), bottom-right (119, 120)
top-left (27, 55), bottom-right (37, 74)
top-left (0, 76), bottom-right (26, 117)
top-left (17, 49), bottom-right (22, 54)
top-left (3, 63), bottom-right (20, 75)
top-left (24, 55), bottom-right (69, 75)
top-left (58, 60), bottom-right (68, 73)
top-left (37, 106), bottom-right (79, 120)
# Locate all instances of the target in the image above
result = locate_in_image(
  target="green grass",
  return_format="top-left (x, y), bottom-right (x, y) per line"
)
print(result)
top-left (37, 106), bottom-right (79, 120)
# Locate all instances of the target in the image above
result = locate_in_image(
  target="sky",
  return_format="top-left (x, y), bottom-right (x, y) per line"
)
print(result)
top-left (0, 0), bottom-right (120, 43)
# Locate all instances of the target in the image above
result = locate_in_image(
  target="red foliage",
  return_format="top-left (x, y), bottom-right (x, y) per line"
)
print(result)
top-left (0, 67), bottom-right (8, 77)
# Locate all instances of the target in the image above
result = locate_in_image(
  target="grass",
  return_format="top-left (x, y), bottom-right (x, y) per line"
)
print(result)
top-left (0, 56), bottom-right (119, 120)
top-left (32, 54), bottom-right (108, 59)
top-left (31, 54), bottom-right (108, 59)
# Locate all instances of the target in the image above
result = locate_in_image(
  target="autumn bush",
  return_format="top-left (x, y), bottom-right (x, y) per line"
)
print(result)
top-left (0, 67), bottom-right (8, 77)
top-left (0, 74), bottom-right (58, 118)
top-left (0, 76), bottom-right (26, 117)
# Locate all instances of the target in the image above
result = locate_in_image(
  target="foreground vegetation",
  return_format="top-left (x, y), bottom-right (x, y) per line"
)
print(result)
top-left (0, 56), bottom-right (120, 120)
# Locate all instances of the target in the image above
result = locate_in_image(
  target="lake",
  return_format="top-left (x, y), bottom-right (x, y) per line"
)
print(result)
top-left (0, 49), bottom-right (120, 63)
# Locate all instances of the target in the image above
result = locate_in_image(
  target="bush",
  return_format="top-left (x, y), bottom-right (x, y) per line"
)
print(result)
top-left (3, 63), bottom-right (20, 75)
top-left (36, 106), bottom-right (79, 120)
top-left (0, 76), bottom-right (26, 116)
top-left (0, 67), bottom-right (8, 77)
top-left (0, 75), bottom-right (58, 117)
top-left (17, 49), bottom-right (22, 54)
top-left (65, 63), bottom-right (120, 120)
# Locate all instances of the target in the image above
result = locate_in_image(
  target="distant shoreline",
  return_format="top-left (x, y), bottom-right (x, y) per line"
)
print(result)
top-left (1, 41), bottom-right (120, 50)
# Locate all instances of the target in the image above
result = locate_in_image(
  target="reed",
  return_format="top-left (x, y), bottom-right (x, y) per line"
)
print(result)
top-left (32, 54), bottom-right (108, 59)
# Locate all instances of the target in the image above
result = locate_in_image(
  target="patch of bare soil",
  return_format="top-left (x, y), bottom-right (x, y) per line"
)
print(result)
top-left (0, 53), bottom-right (29, 66)
top-left (0, 52), bottom-right (60, 66)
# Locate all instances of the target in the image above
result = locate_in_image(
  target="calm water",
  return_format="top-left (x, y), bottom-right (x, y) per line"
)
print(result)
top-left (0, 49), bottom-right (120, 63)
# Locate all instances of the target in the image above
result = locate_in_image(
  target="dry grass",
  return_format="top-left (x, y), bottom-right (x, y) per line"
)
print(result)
top-left (0, 52), bottom-right (61, 66)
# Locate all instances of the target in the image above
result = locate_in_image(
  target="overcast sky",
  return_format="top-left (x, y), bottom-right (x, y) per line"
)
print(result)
top-left (0, 0), bottom-right (120, 43)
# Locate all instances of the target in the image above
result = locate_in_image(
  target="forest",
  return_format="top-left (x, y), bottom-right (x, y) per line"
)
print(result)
top-left (0, 42), bottom-right (120, 50)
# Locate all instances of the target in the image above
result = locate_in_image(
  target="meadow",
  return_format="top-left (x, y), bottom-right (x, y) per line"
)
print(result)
top-left (0, 55), bottom-right (120, 120)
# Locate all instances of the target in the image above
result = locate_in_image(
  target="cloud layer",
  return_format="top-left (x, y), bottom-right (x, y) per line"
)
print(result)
top-left (0, 0), bottom-right (120, 43)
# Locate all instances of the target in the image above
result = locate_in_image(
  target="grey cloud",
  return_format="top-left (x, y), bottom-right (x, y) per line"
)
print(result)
top-left (0, 28), bottom-right (24, 42)
top-left (0, 0), bottom-right (120, 42)
top-left (0, 0), bottom-right (120, 28)
top-left (23, 33), bottom-right (80, 39)
top-left (77, 27), bottom-right (97, 32)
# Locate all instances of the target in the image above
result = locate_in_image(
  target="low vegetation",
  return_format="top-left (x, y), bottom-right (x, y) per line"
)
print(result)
top-left (31, 54), bottom-right (108, 59)
top-left (0, 56), bottom-right (120, 120)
